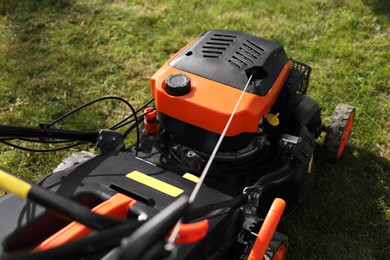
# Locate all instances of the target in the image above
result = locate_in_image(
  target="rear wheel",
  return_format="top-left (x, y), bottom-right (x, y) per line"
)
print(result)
top-left (324, 104), bottom-right (355, 160)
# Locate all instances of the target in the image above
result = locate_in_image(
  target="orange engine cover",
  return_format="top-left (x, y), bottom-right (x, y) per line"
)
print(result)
top-left (151, 30), bottom-right (292, 153)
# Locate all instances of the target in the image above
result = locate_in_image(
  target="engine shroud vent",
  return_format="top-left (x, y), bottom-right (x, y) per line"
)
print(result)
top-left (169, 30), bottom-right (289, 96)
top-left (201, 33), bottom-right (236, 58)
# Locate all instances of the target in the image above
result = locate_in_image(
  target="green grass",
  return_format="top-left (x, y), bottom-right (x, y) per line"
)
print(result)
top-left (0, 0), bottom-right (389, 258)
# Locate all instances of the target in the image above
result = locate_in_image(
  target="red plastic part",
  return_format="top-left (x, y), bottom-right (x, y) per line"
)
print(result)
top-left (33, 193), bottom-right (137, 252)
top-left (169, 219), bottom-right (209, 244)
top-left (143, 107), bottom-right (158, 134)
top-left (144, 107), bottom-right (157, 121)
top-left (248, 198), bottom-right (286, 260)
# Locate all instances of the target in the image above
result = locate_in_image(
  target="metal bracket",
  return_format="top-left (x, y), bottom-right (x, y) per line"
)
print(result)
top-left (236, 185), bottom-right (263, 259)
top-left (281, 133), bottom-right (302, 158)
top-left (241, 186), bottom-right (263, 229)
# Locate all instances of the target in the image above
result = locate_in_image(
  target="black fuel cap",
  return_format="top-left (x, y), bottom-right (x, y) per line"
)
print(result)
top-left (165, 74), bottom-right (191, 96)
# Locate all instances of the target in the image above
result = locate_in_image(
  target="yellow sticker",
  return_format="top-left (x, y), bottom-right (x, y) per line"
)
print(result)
top-left (182, 173), bottom-right (200, 183)
top-left (126, 171), bottom-right (183, 197)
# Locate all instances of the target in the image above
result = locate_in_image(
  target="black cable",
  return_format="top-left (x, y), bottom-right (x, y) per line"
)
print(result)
top-left (122, 117), bottom-right (144, 139)
top-left (183, 193), bottom-right (248, 222)
top-left (48, 97), bottom-right (132, 126)
top-left (0, 97), bottom-right (148, 152)
top-left (11, 137), bottom-right (75, 144)
top-left (0, 137), bottom-right (15, 141)
top-left (47, 96), bottom-right (140, 149)
top-left (120, 107), bottom-right (156, 141)
top-left (111, 107), bottom-right (155, 131)
top-left (110, 98), bottom-right (154, 130)
top-left (0, 140), bottom-right (85, 152)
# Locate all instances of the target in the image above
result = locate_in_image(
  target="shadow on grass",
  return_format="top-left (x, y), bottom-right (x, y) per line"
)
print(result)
top-left (282, 145), bottom-right (389, 259)
top-left (363, 0), bottom-right (390, 23)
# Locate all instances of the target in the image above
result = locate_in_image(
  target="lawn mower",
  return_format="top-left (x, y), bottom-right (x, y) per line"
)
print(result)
top-left (0, 30), bottom-right (355, 260)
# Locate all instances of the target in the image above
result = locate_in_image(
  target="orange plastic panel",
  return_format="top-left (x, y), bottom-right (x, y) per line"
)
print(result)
top-left (151, 60), bottom-right (292, 136)
top-left (33, 193), bottom-right (137, 252)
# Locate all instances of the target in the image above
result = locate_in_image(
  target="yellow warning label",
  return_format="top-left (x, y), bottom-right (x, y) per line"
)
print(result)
top-left (126, 171), bottom-right (183, 197)
top-left (182, 173), bottom-right (200, 183)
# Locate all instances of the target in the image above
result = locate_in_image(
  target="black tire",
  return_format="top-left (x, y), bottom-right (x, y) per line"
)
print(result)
top-left (264, 231), bottom-right (288, 260)
top-left (324, 104), bottom-right (356, 161)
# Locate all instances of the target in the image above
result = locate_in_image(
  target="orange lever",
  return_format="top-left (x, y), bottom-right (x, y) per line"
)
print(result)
top-left (33, 193), bottom-right (137, 252)
top-left (168, 219), bottom-right (209, 244)
top-left (248, 198), bottom-right (286, 260)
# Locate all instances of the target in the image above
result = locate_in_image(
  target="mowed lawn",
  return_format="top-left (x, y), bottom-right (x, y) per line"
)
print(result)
top-left (0, 0), bottom-right (389, 259)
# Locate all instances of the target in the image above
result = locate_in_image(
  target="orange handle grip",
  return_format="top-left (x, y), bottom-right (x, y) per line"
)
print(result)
top-left (248, 198), bottom-right (286, 260)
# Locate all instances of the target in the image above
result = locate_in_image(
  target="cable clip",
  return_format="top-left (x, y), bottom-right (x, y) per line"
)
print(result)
top-left (38, 122), bottom-right (52, 140)
top-left (39, 122), bottom-right (52, 130)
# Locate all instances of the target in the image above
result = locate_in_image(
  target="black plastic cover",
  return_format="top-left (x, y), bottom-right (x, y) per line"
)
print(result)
top-left (0, 151), bottom-right (232, 257)
top-left (169, 30), bottom-right (289, 96)
top-left (292, 96), bottom-right (322, 137)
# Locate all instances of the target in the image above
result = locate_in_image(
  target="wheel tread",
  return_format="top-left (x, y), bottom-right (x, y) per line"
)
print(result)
top-left (324, 104), bottom-right (355, 161)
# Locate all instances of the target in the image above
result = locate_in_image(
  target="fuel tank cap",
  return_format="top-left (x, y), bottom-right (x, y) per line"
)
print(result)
top-left (165, 73), bottom-right (191, 96)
